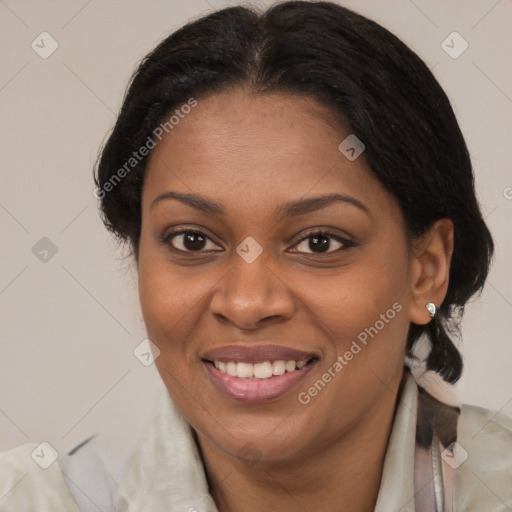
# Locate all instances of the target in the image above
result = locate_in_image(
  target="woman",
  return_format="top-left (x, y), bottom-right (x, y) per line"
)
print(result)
top-left (1, 1), bottom-right (511, 511)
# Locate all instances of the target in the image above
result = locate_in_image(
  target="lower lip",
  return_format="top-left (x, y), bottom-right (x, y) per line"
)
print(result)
top-left (203, 360), bottom-right (317, 403)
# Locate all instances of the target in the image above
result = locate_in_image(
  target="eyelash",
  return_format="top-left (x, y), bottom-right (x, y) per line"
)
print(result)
top-left (160, 228), bottom-right (354, 255)
top-left (291, 230), bottom-right (354, 254)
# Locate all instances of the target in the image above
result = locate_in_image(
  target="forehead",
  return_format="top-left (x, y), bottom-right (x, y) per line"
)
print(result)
top-left (142, 89), bottom-right (397, 221)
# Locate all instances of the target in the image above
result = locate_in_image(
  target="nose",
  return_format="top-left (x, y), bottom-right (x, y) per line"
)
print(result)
top-left (209, 253), bottom-right (296, 330)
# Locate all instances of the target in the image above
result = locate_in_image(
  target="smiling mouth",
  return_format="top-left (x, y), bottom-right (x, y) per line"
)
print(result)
top-left (200, 344), bottom-right (319, 401)
top-left (204, 358), bottom-right (317, 379)
top-left (202, 356), bottom-right (318, 402)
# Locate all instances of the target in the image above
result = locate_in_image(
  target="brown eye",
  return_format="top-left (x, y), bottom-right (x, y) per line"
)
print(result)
top-left (290, 231), bottom-right (351, 254)
top-left (166, 230), bottom-right (221, 252)
top-left (307, 234), bottom-right (333, 253)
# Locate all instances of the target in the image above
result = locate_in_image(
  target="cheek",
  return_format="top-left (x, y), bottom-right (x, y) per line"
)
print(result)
top-left (288, 259), bottom-right (410, 437)
top-left (137, 246), bottom-right (197, 354)
top-left (137, 250), bottom-right (213, 411)
top-left (307, 240), bottom-right (411, 377)
top-left (137, 244), bottom-right (224, 362)
top-left (306, 241), bottom-right (409, 329)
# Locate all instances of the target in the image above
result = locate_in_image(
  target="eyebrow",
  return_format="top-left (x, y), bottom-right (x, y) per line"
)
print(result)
top-left (150, 191), bottom-right (370, 217)
top-left (276, 193), bottom-right (370, 218)
top-left (151, 191), bottom-right (224, 214)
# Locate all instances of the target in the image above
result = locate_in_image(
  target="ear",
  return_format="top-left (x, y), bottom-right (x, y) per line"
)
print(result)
top-left (409, 219), bottom-right (454, 325)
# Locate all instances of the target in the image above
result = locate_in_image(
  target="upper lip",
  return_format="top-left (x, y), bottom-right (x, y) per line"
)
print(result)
top-left (201, 344), bottom-right (318, 364)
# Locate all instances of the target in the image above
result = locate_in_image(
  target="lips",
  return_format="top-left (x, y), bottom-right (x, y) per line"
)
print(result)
top-left (201, 344), bottom-right (319, 402)
top-left (201, 344), bottom-right (318, 364)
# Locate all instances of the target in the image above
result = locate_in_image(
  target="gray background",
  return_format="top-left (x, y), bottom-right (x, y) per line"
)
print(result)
top-left (1, 0), bottom-right (511, 480)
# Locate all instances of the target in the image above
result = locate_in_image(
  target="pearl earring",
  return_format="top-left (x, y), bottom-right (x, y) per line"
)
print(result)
top-left (425, 302), bottom-right (436, 318)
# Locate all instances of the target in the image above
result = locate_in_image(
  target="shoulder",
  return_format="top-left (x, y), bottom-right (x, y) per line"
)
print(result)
top-left (0, 438), bottom-right (118, 512)
top-left (453, 403), bottom-right (512, 511)
top-left (0, 442), bottom-right (80, 512)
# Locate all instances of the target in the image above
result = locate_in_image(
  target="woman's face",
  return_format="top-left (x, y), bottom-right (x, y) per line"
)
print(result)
top-left (138, 89), bottom-right (415, 462)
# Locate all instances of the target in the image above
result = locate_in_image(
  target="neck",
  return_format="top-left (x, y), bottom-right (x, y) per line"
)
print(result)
top-left (196, 368), bottom-right (405, 512)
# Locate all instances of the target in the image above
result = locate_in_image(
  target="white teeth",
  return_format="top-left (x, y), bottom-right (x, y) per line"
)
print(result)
top-left (285, 360), bottom-right (296, 372)
top-left (272, 360), bottom-right (286, 376)
top-left (236, 362), bottom-right (254, 378)
top-left (213, 359), bottom-right (309, 379)
top-left (226, 362), bottom-right (237, 377)
top-left (254, 361), bottom-right (273, 379)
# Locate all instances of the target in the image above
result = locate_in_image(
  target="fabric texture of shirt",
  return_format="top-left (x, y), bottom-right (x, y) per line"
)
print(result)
top-left (1, 370), bottom-right (511, 511)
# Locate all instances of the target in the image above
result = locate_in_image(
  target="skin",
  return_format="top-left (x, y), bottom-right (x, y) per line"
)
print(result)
top-left (137, 88), bottom-right (454, 512)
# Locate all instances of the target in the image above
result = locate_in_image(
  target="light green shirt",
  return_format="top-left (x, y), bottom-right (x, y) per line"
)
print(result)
top-left (1, 371), bottom-right (511, 511)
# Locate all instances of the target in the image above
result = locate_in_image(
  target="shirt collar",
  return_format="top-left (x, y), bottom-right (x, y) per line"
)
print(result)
top-left (117, 371), bottom-right (419, 512)
top-left (374, 369), bottom-right (418, 512)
